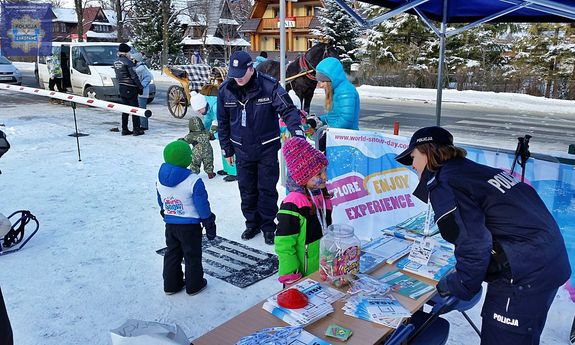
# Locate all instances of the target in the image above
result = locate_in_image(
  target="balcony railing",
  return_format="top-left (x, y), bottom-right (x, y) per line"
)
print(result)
top-left (260, 16), bottom-right (314, 31)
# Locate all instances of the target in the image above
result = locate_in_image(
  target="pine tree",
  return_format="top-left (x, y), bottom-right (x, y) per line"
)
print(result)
top-left (130, 0), bottom-right (182, 59)
top-left (311, 0), bottom-right (362, 71)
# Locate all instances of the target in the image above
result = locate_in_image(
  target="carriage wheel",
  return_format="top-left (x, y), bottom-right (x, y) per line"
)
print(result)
top-left (167, 85), bottom-right (188, 119)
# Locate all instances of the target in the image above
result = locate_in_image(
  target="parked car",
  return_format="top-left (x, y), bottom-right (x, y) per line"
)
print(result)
top-left (37, 42), bottom-right (155, 103)
top-left (0, 56), bottom-right (22, 85)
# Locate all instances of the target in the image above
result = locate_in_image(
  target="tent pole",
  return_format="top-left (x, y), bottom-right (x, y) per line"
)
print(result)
top-left (279, 0), bottom-right (287, 87)
top-left (435, 0), bottom-right (449, 126)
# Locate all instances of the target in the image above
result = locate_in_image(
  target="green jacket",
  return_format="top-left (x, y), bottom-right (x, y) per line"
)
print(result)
top-left (275, 191), bottom-right (332, 277)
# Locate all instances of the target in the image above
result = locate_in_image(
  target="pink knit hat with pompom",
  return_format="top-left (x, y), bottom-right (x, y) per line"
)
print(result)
top-left (282, 137), bottom-right (327, 186)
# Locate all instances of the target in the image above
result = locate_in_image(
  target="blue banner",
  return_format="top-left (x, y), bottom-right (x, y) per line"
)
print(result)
top-left (1, 3), bottom-right (52, 56)
top-left (325, 128), bottom-right (575, 243)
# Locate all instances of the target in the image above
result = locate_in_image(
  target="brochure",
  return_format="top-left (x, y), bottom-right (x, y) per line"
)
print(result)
top-left (378, 270), bottom-right (435, 300)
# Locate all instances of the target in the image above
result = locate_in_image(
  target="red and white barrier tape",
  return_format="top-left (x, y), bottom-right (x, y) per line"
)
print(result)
top-left (0, 83), bottom-right (152, 118)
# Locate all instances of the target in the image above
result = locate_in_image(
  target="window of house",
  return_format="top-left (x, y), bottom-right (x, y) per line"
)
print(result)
top-left (306, 6), bottom-right (313, 16)
top-left (52, 22), bottom-right (67, 33)
top-left (273, 8), bottom-right (279, 18)
top-left (274, 38), bottom-right (280, 50)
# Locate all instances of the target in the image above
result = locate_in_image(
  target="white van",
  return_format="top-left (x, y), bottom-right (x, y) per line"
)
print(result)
top-left (36, 42), bottom-right (155, 102)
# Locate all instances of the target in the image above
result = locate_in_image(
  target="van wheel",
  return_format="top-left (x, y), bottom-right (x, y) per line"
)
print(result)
top-left (84, 86), bottom-right (98, 99)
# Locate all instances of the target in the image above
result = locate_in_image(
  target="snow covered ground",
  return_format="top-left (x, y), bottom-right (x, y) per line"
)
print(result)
top-left (0, 62), bottom-right (574, 345)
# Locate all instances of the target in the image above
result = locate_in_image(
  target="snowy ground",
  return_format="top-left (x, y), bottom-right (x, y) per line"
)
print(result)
top-left (0, 63), bottom-right (574, 345)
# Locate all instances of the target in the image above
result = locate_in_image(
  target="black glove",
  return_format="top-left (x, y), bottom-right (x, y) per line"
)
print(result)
top-left (137, 88), bottom-right (143, 95)
top-left (160, 209), bottom-right (165, 218)
top-left (190, 140), bottom-right (198, 147)
top-left (202, 213), bottom-right (217, 240)
top-left (436, 277), bottom-right (451, 297)
top-left (306, 117), bottom-right (318, 129)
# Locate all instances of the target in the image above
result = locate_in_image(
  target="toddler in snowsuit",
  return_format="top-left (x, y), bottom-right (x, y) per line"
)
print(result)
top-left (275, 137), bottom-right (332, 286)
top-left (156, 140), bottom-right (216, 295)
top-left (183, 116), bottom-right (215, 179)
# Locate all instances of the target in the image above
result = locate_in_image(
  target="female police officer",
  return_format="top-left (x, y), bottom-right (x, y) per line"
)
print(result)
top-left (395, 126), bottom-right (570, 345)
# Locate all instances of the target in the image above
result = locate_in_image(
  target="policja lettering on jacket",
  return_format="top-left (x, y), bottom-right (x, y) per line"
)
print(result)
top-left (487, 171), bottom-right (519, 194)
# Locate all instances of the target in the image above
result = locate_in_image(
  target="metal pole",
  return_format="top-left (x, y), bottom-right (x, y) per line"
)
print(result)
top-left (279, 0), bottom-right (287, 87)
top-left (71, 102), bottom-right (82, 162)
top-left (435, 0), bottom-right (449, 126)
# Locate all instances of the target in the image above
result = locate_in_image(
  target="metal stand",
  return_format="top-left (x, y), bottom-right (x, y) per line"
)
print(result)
top-left (510, 135), bottom-right (531, 182)
top-left (67, 102), bottom-right (88, 162)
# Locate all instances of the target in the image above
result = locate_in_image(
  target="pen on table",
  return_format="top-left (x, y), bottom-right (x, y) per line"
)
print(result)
top-left (383, 230), bottom-right (419, 242)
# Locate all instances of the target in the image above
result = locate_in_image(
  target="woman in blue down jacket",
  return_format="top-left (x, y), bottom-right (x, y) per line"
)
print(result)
top-left (315, 57), bottom-right (359, 130)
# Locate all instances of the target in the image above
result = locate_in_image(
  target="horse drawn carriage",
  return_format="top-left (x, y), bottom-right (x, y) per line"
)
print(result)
top-left (163, 64), bottom-right (228, 118)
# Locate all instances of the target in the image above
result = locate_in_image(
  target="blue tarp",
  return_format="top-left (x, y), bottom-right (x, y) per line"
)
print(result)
top-left (360, 0), bottom-right (575, 23)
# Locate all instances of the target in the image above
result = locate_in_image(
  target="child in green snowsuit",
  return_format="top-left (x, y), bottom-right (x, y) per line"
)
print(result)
top-left (183, 116), bottom-right (215, 179)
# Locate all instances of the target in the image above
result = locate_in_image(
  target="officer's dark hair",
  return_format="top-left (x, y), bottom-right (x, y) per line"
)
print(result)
top-left (417, 143), bottom-right (467, 172)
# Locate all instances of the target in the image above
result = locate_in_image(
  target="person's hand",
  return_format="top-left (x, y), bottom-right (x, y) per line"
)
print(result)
top-left (137, 88), bottom-right (143, 95)
top-left (190, 140), bottom-right (198, 147)
top-left (306, 114), bottom-right (322, 129)
top-left (225, 156), bottom-right (234, 166)
top-left (436, 277), bottom-right (451, 297)
top-left (202, 213), bottom-right (217, 240)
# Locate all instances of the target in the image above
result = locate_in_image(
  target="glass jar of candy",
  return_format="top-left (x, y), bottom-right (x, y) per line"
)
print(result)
top-left (319, 224), bottom-right (361, 287)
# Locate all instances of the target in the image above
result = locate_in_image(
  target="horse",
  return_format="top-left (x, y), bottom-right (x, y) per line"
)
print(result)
top-left (256, 42), bottom-right (338, 113)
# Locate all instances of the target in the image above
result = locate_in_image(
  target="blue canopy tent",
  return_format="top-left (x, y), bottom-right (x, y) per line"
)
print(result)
top-left (330, 0), bottom-right (575, 125)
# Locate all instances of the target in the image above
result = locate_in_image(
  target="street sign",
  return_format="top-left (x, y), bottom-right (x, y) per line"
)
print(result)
top-left (277, 17), bottom-right (296, 28)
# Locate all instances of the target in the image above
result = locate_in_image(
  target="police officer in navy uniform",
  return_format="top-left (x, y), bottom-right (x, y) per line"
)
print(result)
top-left (217, 51), bottom-right (304, 245)
top-left (113, 43), bottom-right (144, 136)
top-left (395, 126), bottom-right (570, 345)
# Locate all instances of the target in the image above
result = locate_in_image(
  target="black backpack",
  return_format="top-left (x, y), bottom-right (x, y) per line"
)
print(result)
top-left (0, 130), bottom-right (9, 159)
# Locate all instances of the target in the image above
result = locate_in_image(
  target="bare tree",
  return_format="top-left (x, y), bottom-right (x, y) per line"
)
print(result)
top-left (74, 0), bottom-right (84, 42)
top-left (50, 0), bottom-right (67, 8)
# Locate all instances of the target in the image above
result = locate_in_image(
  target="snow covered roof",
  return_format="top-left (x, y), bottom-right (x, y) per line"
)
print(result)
top-left (103, 10), bottom-right (118, 26)
top-left (181, 35), bottom-right (250, 46)
top-left (52, 8), bottom-right (78, 24)
top-left (86, 31), bottom-right (117, 39)
top-left (219, 18), bottom-right (238, 25)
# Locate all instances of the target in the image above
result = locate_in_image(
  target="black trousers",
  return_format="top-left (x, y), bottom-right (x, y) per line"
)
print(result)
top-left (163, 223), bottom-right (204, 294)
top-left (236, 153), bottom-right (279, 234)
top-left (119, 84), bottom-right (141, 131)
top-left (0, 288), bottom-right (13, 345)
top-left (480, 284), bottom-right (557, 345)
top-left (48, 77), bottom-right (64, 92)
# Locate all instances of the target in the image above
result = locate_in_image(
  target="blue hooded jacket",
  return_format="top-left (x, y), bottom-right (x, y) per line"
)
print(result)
top-left (315, 57), bottom-right (359, 130)
top-left (156, 163), bottom-right (212, 224)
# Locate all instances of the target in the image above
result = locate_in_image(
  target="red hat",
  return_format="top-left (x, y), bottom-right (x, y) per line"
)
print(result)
top-left (277, 288), bottom-right (308, 309)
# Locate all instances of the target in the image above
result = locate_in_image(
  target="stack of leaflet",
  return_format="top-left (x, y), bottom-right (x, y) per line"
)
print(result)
top-left (378, 270), bottom-right (435, 299)
top-left (342, 294), bottom-right (411, 329)
top-left (262, 279), bottom-right (345, 326)
top-left (395, 211), bottom-right (439, 236)
top-left (359, 234), bottom-right (413, 274)
top-left (395, 245), bottom-right (456, 281)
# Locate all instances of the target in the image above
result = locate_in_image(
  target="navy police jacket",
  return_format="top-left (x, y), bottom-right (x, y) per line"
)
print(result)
top-left (217, 72), bottom-right (303, 161)
top-left (415, 157), bottom-right (570, 300)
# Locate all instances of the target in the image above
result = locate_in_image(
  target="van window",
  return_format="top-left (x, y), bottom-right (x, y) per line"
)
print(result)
top-left (72, 46), bottom-right (90, 74)
top-left (82, 46), bottom-right (118, 66)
